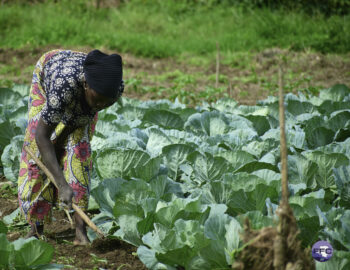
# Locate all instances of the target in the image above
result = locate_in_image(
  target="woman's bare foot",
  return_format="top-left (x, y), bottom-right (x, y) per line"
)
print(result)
top-left (25, 224), bottom-right (44, 239)
top-left (73, 231), bottom-right (90, 245)
top-left (73, 211), bottom-right (90, 246)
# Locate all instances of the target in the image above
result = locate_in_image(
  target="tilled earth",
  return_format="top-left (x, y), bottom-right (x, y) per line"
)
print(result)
top-left (0, 178), bottom-right (147, 270)
top-left (1, 45), bottom-right (349, 105)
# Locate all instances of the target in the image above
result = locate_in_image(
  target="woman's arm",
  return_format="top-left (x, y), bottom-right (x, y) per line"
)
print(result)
top-left (35, 118), bottom-right (74, 208)
top-left (53, 125), bottom-right (77, 160)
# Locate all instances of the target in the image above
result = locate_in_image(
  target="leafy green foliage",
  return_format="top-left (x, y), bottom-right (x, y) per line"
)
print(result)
top-left (1, 135), bottom-right (24, 183)
top-left (2, 83), bottom-right (350, 269)
top-left (334, 165), bottom-right (350, 207)
top-left (0, 221), bottom-right (8, 234)
top-left (0, 87), bottom-right (27, 176)
top-left (83, 84), bottom-right (350, 268)
top-left (0, 232), bottom-right (62, 269)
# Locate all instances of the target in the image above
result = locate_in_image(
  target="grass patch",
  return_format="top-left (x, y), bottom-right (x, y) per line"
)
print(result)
top-left (0, 0), bottom-right (349, 57)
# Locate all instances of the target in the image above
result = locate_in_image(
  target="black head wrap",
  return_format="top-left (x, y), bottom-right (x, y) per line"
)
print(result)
top-left (83, 50), bottom-right (123, 99)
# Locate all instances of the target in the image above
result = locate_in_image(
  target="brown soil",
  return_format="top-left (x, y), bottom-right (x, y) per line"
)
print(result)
top-left (1, 45), bottom-right (349, 105)
top-left (0, 178), bottom-right (18, 219)
top-left (45, 209), bottom-right (148, 269)
top-left (0, 184), bottom-right (147, 270)
top-left (0, 196), bottom-right (18, 219)
top-left (49, 236), bottom-right (147, 270)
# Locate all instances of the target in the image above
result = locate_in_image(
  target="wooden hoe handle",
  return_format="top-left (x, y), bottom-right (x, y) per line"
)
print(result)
top-left (24, 145), bottom-right (104, 238)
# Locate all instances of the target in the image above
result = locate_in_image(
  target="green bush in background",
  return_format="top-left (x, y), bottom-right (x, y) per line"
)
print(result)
top-left (211, 0), bottom-right (350, 15)
top-left (0, 0), bottom-right (349, 57)
top-left (2, 0), bottom-right (350, 15)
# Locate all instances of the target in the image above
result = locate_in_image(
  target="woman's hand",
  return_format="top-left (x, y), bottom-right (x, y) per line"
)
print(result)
top-left (58, 183), bottom-right (74, 209)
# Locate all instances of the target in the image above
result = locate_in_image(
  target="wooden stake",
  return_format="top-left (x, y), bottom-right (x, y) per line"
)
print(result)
top-left (96, 0), bottom-right (102, 9)
top-left (273, 65), bottom-right (290, 270)
top-left (24, 146), bottom-right (104, 238)
top-left (228, 81), bottom-right (232, 98)
top-left (216, 42), bottom-right (220, 88)
top-left (32, 179), bottom-right (52, 203)
top-left (64, 209), bottom-right (75, 229)
top-left (278, 66), bottom-right (289, 204)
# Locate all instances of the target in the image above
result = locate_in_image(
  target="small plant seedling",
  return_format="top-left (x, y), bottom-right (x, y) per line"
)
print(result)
top-left (57, 256), bottom-right (75, 265)
top-left (90, 253), bottom-right (108, 264)
top-left (62, 240), bottom-right (74, 245)
top-left (117, 264), bottom-right (133, 270)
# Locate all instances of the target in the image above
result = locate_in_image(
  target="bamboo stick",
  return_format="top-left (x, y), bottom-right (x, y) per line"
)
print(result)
top-left (24, 146), bottom-right (104, 238)
top-left (31, 179), bottom-right (52, 203)
top-left (64, 209), bottom-right (75, 229)
top-left (273, 65), bottom-right (290, 270)
top-left (228, 81), bottom-right (232, 98)
top-left (278, 66), bottom-right (289, 204)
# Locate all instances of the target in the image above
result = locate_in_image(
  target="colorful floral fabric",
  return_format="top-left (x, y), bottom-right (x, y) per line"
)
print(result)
top-left (40, 50), bottom-right (99, 127)
top-left (18, 50), bottom-right (98, 225)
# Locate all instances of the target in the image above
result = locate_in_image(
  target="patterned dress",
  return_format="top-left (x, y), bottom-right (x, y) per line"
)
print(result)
top-left (18, 49), bottom-right (99, 225)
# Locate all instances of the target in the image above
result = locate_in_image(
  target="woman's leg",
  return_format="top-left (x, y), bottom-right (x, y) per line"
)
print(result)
top-left (26, 223), bottom-right (44, 238)
top-left (74, 212), bottom-right (89, 245)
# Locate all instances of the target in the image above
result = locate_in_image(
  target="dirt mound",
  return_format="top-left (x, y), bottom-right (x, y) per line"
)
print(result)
top-left (48, 236), bottom-right (147, 270)
top-left (45, 208), bottom-right (148, 269)
top-left (0, 196), bottom-right (18, 219)
top-left (233, 204), bottom-right (315, 270)
top-left (0, 178), bottom-right (18, 219)
top-left (0, 184), bottom-right (147, 270)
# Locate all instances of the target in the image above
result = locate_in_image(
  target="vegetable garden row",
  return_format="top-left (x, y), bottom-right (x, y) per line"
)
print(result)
top-left (0, 84), bottom-right (350, 269)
